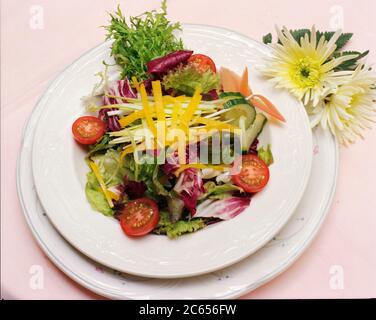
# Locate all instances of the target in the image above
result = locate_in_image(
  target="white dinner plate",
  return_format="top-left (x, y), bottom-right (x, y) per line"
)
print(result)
top-left (31, 25), bottom-right (312, 278)
top-left (17, 80), bottom-right (337, 299)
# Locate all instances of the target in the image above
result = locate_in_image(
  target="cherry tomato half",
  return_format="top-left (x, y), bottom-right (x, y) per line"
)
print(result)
top-left (188, 54), bottom-right (216, 73)
top-left (72, 116), bottom-right (105, 145)
top-left (231, 154), bottom-right (270, 193)
top-left (119, 198), bottom-right (159, 237)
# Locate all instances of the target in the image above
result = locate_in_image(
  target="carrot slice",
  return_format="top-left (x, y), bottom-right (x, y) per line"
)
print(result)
top-left (221, 66), bottom-right (286, 122)
top-left (249, 95), bottom-right (286, 122)
top-left (219, 67), bottom-right (241, 92)
top-left (240, 67), bottom-right (253, 97)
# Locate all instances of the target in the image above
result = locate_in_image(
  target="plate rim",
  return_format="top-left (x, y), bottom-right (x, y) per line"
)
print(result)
top-left (17, 24), bottom-right (338, 298)
top-left (29, 24), bottom-right (313, 279)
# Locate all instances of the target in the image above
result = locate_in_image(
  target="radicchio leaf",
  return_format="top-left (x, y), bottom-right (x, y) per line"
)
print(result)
top-left (100, 79), bottom-right (137, 131)
top-left (161, 143), bottom-right (200, 178)
top-left (142, 79), bottom-right (153, 95)
top-left (147, 50), bottom-right (193, 76)
top-left (195, 197), bottom-right (251, 220)
top-left (103, 79), bottom-right (137, 104)
top-left (161, 162), bottom-right (179, 178)
top-left (202, 89), bottom-right (219, 101)
top-left (123, 176), bottom-right (147, 199)
top-left (173, 168), bottom-right (205, 215)
top-left (161, 151), bottom-right (180, 177)
top-left (247, 138), bottom-right (259, 155)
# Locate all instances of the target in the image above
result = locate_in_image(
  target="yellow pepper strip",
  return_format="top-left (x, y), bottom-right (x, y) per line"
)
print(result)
top-left (88, 161), bottom-right (114, 208)
top-left (174, 164), bottom-right (229, 176)
top-left (170, 99), bottom-right (181, 130)
top-left (131, 76), bottom-right (140, 93)
top-left (118, 110), bottom-right (145, 128)
top-left (163, 95), bottom-right (188, 105)
top-left (152, 80), bottom-right (165, 123)
top-left (175, 95), bottom-right (189, 103)
top-left (108, 190), bottom-right (120, 201)
top-left (152, 81), bottom-right (166, 150)
top-left (120, 142), bottom-right (147, 161)
top-left (140, 84), bottom-right (157, 137)
top-left (162, 96), bottom-right (175, 105)
top-left (120, 145), bottom-right (134, 160)
top-left (193, 117), bottom-right (237, 131)
top-left (180, 87), bottom-right (202, 134)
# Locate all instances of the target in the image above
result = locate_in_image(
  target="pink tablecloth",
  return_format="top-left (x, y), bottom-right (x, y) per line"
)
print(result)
top-left (1, 0), bottom-right (375, 299)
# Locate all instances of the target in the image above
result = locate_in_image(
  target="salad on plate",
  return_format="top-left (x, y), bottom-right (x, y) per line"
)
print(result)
top-left (71, 2), bottom-right (285, 239)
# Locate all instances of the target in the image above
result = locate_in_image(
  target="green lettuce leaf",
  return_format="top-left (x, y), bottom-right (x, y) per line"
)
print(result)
top-left (153, 211), bottom-right (206, 238)
top-left (200, 181), bottom-right (243, 200)
top-left (163, 64), bottom-right (220, 96)
top-left (87, 134), bottom-right (113, 157)
top-left (258, 144), bottom-right (274, 166)
top-left (85, 148), bottom-right (126, 216)
top-left (152, 165), bottom-right (170, 196)
top-left (91, 149), bottom-right (126, 187)
top-left (85, 172), bottom-right (113, 216)
top-left (123, 153), bottom-right (156, 181)
top-left (123, 153), bottom-right (159, 199)
top-left (206, 183), bottom-right (243, 195)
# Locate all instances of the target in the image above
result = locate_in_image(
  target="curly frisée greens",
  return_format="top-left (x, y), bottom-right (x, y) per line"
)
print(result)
top-left (153, 211), bottom-right (206, 238)
top-left (72, 2), bottom-right (284, 239)
top-left (105, 0), bottom-right (184, 80)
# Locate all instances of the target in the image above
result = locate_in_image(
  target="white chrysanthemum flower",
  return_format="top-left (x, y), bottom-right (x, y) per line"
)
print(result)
top-left (309, 65), bottom-right (376, 145)
top-left (261, 26), bottom-right (357, 107)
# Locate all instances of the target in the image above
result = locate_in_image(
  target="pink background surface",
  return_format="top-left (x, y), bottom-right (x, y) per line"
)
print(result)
top-left (1, 0), bottom-right (375, 299)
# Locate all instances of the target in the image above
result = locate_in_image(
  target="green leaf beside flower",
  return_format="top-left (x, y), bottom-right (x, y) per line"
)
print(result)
top-left (264, 29), bottom-right (354, 53)
top-left (334, 50), bottom-right (370, 71)
top-left (262, 33), bottom-right (272, 44)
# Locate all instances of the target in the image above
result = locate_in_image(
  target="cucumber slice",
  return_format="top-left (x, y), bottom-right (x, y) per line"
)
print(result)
top-left (223, 98), bottom-right (249, 109)
top-left (221, 99), bottom-right (256, 128)
top-left (219, 92), bottom-right (244, 100)
top-left (242, 113), bottom-right (267, 152)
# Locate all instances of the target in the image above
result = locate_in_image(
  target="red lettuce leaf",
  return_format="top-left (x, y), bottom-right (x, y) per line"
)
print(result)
top-left (100, 79), bottom-right (137, 131)
top-left (123, 176), bottom-right (147, 199)
top-left (247, 138), bottom-right (259, 155)
top-left (202, 89), bottom-right (219, 101)
top-left (173, 168), bottom-right (205, 215)
top-left (195, 196), bottom-right (251, 220)
top-left (147, 50), bottom-right (193, 76)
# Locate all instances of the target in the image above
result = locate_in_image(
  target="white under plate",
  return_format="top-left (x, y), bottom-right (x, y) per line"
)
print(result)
top-left (18, 68), bottom-right (338, 298)
top-left (31, 24), bottom-right (312, 278)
